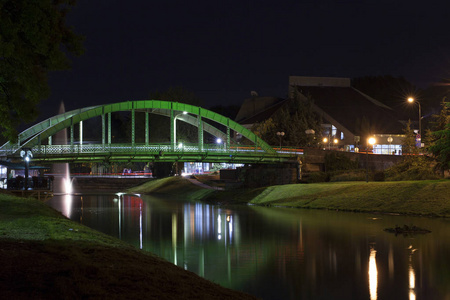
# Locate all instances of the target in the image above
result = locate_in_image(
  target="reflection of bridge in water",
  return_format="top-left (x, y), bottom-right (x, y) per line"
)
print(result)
top-left (0, 100), bottom-right (302, 164)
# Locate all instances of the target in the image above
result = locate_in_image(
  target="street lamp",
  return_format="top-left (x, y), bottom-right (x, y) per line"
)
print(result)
top-left (366, 137), bottom-right (376, 183)
top-left (407, 97), bottom-right (422, 144)
top-left (277, 131), bottom-right (285, 150)
top-left (20, 148), bottom-right (33, 190)
top-left (173, 111), bottom-right (188, 150)
top-left (333, 138), bottom-right (339, 149)
top-left (323, 137), bottom-right (329, 150)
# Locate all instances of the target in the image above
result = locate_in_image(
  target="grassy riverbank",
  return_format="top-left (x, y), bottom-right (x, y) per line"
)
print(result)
top-left (130, 177), bottom-right (450, 217)
top-left (247, 180), bottom-right (450, 217)
top-left (0, 192), bottom-right (256, 299)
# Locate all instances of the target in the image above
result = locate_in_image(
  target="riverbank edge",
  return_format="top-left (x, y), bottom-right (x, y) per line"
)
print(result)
top-left (0, 192), bottom-right (257, 299)
top-left (128, 177), bottom-right (450, 218)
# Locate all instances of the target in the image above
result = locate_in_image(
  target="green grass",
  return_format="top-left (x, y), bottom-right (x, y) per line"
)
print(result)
top-left (248, 180), bottom-right (450, 217)
top-left (128, 176), bottom-right (216, 200)
top-left (129, 177), bottom-right (450, 217)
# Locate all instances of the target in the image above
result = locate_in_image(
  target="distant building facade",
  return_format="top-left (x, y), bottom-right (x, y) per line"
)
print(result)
top-left (235, 76), bottom-right (406, 154)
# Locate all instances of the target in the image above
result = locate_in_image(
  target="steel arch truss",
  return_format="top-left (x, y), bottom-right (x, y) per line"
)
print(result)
top-left (0, 100), bottom-right (295, 163)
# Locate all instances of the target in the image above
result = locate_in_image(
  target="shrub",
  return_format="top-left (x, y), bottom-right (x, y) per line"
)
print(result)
top-left (373, 171), bottom-right (385, 181)
top-left (385, 156), bottom-right (440, 181)
top-left (324, 152), bottom-right (359, 171)
top-left (329, 169), bottom-right (366, 182)
top-left (306, 172), bottom-right (329, 183)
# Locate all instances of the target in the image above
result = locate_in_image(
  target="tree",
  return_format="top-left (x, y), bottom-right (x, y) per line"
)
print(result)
top-left (251, 94), bottom-right (322, 147)
top-left (0, 0), bottom-right (84, 141)
top-left (401, 120), bottom-right (418, 155)
top-left (428, 99), bottom-right (450, 175)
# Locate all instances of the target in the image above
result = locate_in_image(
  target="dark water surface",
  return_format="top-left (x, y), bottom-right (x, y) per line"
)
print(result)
top-left (46, 193), bottom-right (450, 300)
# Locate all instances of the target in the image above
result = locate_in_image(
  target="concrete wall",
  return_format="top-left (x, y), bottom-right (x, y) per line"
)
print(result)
top-left (303, 148), bottom-right (404, 171)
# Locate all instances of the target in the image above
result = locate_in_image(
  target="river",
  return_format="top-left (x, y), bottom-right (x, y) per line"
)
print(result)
top-left (46, 192), bottom-right (450, 300)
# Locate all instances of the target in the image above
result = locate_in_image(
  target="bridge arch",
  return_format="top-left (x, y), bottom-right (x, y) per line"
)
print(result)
top-left (2, 100), bottom-right (275, 156)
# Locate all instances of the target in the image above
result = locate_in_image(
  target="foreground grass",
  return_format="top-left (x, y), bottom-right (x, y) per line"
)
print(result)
top-left (0, 193), bottom-right (256, 299)
top-left (248, 180), bottom-right (450, 217)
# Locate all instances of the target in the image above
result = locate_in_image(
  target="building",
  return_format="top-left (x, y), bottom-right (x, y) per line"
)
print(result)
top-left (236, 76), bottom-right (406, 154)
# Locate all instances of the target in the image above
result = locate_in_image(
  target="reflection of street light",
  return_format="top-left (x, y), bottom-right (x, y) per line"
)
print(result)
top-left (20, 148), bottom-right (33, 190)
top-left (407, 97), bottom-right (422, 144)
top-left (366, 137), bottom-right (376, 183)
top-left (277, 131), bottom-right (285, 150)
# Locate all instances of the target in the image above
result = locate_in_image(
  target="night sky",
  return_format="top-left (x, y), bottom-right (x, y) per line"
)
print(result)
top-left (44, 0), bottom-right (450, 120)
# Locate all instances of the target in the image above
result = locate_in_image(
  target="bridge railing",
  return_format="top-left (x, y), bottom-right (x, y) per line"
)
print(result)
top-left (0, 143), bottom-right (303, 157)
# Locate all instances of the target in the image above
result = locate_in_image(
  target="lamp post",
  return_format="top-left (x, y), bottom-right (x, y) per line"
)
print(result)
top-left (277, 131), bottom-right (285, 150)
top-left (407, 97), bottom-right (422, 146)
top-left (333, 138), bottom-right (339, 149)
top-left (366, 137), bottom-right (376, 183)
top-left (173, 111), bottom-right (187, 150)
top-left (20, 148), bottom-right (33, 190)
top-left (216, 138), bottom-right (222, 151)
top-left (323, 137), bottom-right (329, 150)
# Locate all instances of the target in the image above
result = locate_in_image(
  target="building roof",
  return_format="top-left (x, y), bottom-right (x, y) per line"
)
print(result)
top-left (235, 96), bottom-right (285, 124)
top-left (295, 86), bottom-right (405, 134)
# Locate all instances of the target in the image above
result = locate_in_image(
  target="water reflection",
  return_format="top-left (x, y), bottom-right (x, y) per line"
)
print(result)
top-left (46, 193), bottom-right (450, 300)
top-left (409, 245), bottom-right (417, 300)
top-left (369, 247), bottom-right (378, 300)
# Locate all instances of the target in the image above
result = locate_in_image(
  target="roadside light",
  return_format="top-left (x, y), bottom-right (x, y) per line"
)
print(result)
top-left (366, 137), bottom-right (376, 183)
top-left (333, 138), bottom-right (338, 144)
top-left (216, 138), bottom-right (222, 144)
top-left (323, 137), bottom-right (328, 143)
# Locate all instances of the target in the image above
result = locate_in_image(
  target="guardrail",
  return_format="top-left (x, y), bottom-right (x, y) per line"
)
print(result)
top-left (0, 143), bottom-right (303, 156)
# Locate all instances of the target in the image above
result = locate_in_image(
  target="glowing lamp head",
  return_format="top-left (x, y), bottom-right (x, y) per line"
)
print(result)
top-left (368, 137), bottom-right (376, 145)
top-left (333, 138), bottom-right (338, 144)
top-left (216, 138), bottom-right (222, 144)
top-left (323, 137), bottom-right (328, 143)
top-left (407, 97), bottom-right (414, 103)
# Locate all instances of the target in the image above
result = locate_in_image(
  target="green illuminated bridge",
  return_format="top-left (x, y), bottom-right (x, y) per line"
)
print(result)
top-left (0, 100), bottom-right (302, 164)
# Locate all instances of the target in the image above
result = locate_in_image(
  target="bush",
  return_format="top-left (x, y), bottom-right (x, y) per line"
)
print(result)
top-left (329, 169), bottom-right (366, 182)
top-left (373, 171), bottom-right (385, 181)
top-left (385, 156), bottom-right (440, 181)
top-left (305, 172), bottom-right (329, 183)
top-left (324, 152), bottom-right (359, 171)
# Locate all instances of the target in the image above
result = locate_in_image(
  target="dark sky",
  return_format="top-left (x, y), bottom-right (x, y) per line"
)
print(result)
top-left (44, 0), bottom-right (450, 119)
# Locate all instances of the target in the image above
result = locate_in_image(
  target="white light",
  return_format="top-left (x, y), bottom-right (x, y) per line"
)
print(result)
top-left (25, 156), bottom-right (30, 162)
top-left (182, 111), bottom-right (187, 114)
top-left (369, 248), bottom-right (378, 300)
top-left (178, 142), bottom-right (183, 148)
top-left (216, 138), bottom-right (222, 144)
